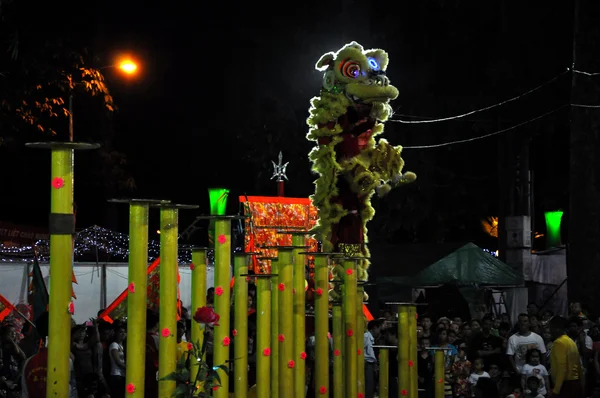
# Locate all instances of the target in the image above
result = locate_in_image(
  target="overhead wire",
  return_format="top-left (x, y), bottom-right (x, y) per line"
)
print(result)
top-left (402, 104), bottom-right (568, 149)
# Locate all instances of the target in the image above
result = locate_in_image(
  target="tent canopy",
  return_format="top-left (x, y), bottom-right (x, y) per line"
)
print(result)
top-left (408, 243), bottom-right (523, 287)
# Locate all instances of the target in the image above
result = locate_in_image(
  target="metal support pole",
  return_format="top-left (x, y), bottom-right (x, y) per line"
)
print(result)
top-left (378, 347), bottom-right (390, 398)
top-left (291, 233), bottom-right (307, 398)
top-left (26, 141), bottom-right (99, 398)
top-left (398, 305), bottom-right (410, 395)
top-left (357, 281), bottom-right (365, 395)
top-left (234, 253), bottom-right (249, 398)
top-left (408, 305), bottom-right (418, 397)
top-left (190, 247), bottom-right (208, 378)
top-left (270, 256), bottom-right (280, 398)
top-left (332, 303), bottom-right (343, 398)
top-left (278, 247), bottom-right (295, 396)
top-left (433, 349), bottom-right (446, 398)
top-left (256, 272), bottom-right (275, 398)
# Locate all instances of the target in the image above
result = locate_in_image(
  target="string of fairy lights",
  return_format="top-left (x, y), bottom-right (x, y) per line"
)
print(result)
top-left (0, 225), bottom-right (231, 264)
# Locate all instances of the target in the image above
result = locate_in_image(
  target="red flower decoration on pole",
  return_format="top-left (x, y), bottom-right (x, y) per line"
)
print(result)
top-left (126, 383), bottom-right (136, 394)
top-left (245, 276), bottom-right (251, 282)
top-left (438, 378), bottom-right (444, 384)
top-left (222, 336), bottom-right (231, 346)
top-left (300, 351), bottom-right (307, 360)
top-left (263, 347), bottom-right (271, 356)
top-left (316, 287), bottom-right (323, 296)
top-left (215, 286), bottom-right (224, 296)
top-left (334, 349), bottom-right (341, 357)
top-left (319, 386), bottom-right (327, 394)
top-left (128, 282), bottom-right (135, 293)
top-left (68, 302), bottom-right (75, 315)
top-left (232, 329), bottom-right (238, 337)
top-left (357, 349), bottom-right (362, 355)
top-left (408, 360), bottom-right (414, 367)
top-left (278, 283), bottom-right (285, 291)
top-left (347, 329), bottom-right (354, 337)
top-left (293, 288), bottom-right (296, 295)
top-left (217, 234), bottom-right (227, 244)
top-left (358, 393), bottom-right (364, 398)
top-left (287, 360), bottom-right (295, 368)
top-left (187, 342), bottom-right (193, 351)
top-left (193, 306), bottom-right (220, 326)
top-left (189, 263), bottom-right (195, 271)
top-left (212, 386), bottom-right (219, 391)
top-left (278, 334), bottom-right (285, 342)
top-left (52, 177), bottom-right (64, 189)
top-left (346, 268), bottom-right (353, 275)
top-left (161, 328), bottom-right (171, 338)
top-left (401, 390), bottom-right (407, 396)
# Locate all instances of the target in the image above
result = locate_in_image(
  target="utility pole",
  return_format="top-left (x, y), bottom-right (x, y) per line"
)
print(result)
top-left (567, 0), bottom-right (600, 306)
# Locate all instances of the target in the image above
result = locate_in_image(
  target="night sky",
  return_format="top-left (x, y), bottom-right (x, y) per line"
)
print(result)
top-left (0, 1), bottom-right (574, 248)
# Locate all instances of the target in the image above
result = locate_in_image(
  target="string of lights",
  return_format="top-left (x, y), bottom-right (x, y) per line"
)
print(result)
top-left (573, 68), bottom-right (600, 76)
top-left (0, 225), bottom-right (233, 264)
top-left (571, 103), bottom-right (600, 108)
top-left (389, 69), bottom-right (570, 124)
top-left (403, 104), bottom-right (568, 150)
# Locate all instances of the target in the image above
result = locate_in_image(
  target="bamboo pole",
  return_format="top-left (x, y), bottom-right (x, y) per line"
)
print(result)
top-left (408, 305), bottom-right (418, 397)
top-left (343, 258), bottom-right (358, 398)
top-left (158, 207), bottom-right (179, 397)
top-left (234, 253), bottom-right (249, 398)
top-left (397, 305), bottom-right (410, 396)
top-left (27, 141), bottom-right (99, 398)
top-left (271, 256), bottom-right (280, 398)
top-left (190, 247), bottom-right (207, 379)
top-left (125, 201), bottom-right (152, 397)
top-left (213, 217), bottom-right (232, 398)
top-left (256, 273), bottom-right (274, 398)
top-left (378, 347), bottom-right (390, 398)
top-left (277, 247), bottom-right (295, 396)
top-left (332, 303), bottom-right (343, 398)
top-left (432, 349), bottom-right (446, 398)
top-left (291, 233), bottom-right (307, 398)
top-left (357, 282), bottom-right (365, 395)
top-left (314, 253), bottom-right (331, 397)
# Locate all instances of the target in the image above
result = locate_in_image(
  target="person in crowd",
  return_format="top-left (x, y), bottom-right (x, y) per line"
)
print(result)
top-left (21, 312), bottom-right (77, 398)
top-left (469, 314), bottom-right (503, 370)
top-left (418, 336), bottom-right (434, 398)
top-left (468, 357), bottom-right (489, 390)
top-left (506, 313), bottom-right (546, 374)
top-left (144, 311), bottom-right (159, 398)
top-left (548, 316), bottom-right (584, 397)
top-left (0, 320), bottom-right (26, 396)
top-left (520, 348), bottom-right (549, 396)
top-left (451, 344), bottom-right (471, 397)
top-left (108, 322), bottom-right (126, 398)
top-left (364, 319), bottom-right (383, 398)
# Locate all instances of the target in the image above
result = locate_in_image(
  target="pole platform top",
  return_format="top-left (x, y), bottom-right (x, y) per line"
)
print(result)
top-left (425, 346), bottom-right (455, 351)
top-left (195, 215), bottom-right (246, 220)
top-left (26, 141), bottom-right (100, 150)
top-left (255, 256), bottom-right (278, 261)
top-left (299, 252), bottom-right (343, 256)
top-left (373, 345), bottom-right (398, 349)
top-left (241, 273), bottom-right (279, 278)
top-left (385, 302), bottom-right (422, 306)
top-left (344, 256), bottom-right (371, 261)
top-left (108, 198), bottom-right (169, 204)
top-left (235, 251), bottom-right (261, 256)
top-left (151, 203), bottom-right (199, 210)
top-left (261, 245), bottom-right (303, 250)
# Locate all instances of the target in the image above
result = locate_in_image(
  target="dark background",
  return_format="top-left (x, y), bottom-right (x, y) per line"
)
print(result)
top-left (0, 0), bottom-right (574, 249)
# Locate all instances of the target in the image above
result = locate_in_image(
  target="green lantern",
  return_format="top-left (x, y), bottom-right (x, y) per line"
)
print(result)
top-left (208, 188), bottom-right (229, 245)
top-left (544, 210), bottom-right (563, 248)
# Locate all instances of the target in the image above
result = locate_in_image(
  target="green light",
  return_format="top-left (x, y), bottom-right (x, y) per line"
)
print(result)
top-left (208, 188), bottom-right (229, 215)
top-left (544, 210), bottom-right (563, 248)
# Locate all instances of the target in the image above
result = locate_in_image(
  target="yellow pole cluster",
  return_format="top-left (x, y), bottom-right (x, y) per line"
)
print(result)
top-left (270, 256), bottom-right (280, 398)
top-left (433, 349), bottom-right (446, 398)
top-left (313, 253), bottom-right (333, 397)
top-left (343, 258), bottom-right (358, 398)
top-left (332, 303), bottom-right (343, 398)
top-left (190, 247), bottom-right (208, 375)
top-left (277, 247), bottom-right (295, 396)
top-left (255, 267), bottom-right (275, 398)
top-left (291, 233), bottom-right (307, 398)
top-left (233, 253), bottom-right (249, 398)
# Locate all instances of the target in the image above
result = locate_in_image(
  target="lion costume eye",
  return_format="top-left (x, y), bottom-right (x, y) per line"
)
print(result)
top-left (340, 60), bottom-right (361, 79)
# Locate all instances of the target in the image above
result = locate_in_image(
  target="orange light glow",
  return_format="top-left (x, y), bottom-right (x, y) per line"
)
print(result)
top-left (118, 60), bottom-right (137, 74)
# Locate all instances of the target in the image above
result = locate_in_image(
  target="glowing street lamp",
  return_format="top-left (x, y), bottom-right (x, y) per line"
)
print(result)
top-left (118, 60), bottom-right (138, 74)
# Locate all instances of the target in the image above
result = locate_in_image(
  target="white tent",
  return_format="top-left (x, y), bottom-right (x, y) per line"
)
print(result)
top-left (0, 262), bottom-right (215, 324)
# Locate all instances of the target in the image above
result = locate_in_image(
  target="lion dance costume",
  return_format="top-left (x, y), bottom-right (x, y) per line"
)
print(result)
top-left (307, 42), bottom-right (416, 296)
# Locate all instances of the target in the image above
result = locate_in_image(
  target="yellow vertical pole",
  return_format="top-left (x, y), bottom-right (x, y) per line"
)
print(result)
top-left (270, 256), bottom-right (280, 398)
top-left (26, 141), bottom-right (99, 398)
top-left (190, 247), bottom-right (207, 380)
top-left (256, 274), bottom-right (272, 398)
top-left (126, 202), bottom-right (150, 397)
top-left (397, 305), bottom-right (410, 396)
top-left (357, 281), bottom-right (365, 395)
top-left (378, 348), bottom-right (390, 398)
top-left (332, 303), bottom-right (343, 398)
top-left (213, 217), bottom-right (232, 398)
top-left (314, 254), bottom-right (330, 397)
top-left (234, 253), bottom-right (249, 398)
top-left (291, 234), bottom-right (306, 398)
top-left (343, 258), bottom-right (357, 398)
top-left (408, 305), bottom-right (418, 397)
top-left (47, 148), bottom-right (74, 398)
top-left (434, 350), bottom-right (446, 398)
top-left (278, 247), bottom-right (295, 396)
top-left (158, 207), bottom-right (179, 397)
